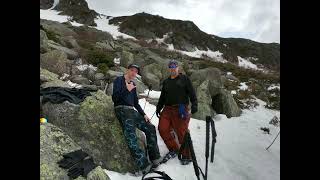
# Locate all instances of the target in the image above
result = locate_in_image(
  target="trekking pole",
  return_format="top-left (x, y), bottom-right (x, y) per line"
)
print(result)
top-left (150, 110), bottom-right (156, 120)
top-left (143, 84), bottom-right (152, 111)
top-left (205, 116), bottom-right (210, 180)
top-left (266, 130), bottom-right (280, 150)
top-left (187, 131), bottom-right (201, 180)
top-left (210, 118), bottom-right (217, 163)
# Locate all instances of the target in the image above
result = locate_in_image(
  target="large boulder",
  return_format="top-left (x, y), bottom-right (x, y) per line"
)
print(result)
top-left (192, 80), bottom-right (216, 120)
top-left (141, 63), bottom-right (163, 90)
top-left (41, 80), bottom-right (72, 88)
top-left (70, 75), bottom-right (91, 85)
top-left (120, 50), bottom-right (134, 68)
top-left (212, 89), bottom-right (242, 118)
top-left (189, 67), bottom-right (241, 119)
top-left (40, 123), bottom-right (81, 180)
top-left (48, 40), bottom-right (79, 59)
top-left (40, 50), bottom-right (70, 76)
top-left (40, 30), bottom-right (49, 53)
top-left (42, 90), bottom-right (146, 173)
top-left (40, 68), bottom-right (60, 83)
top-left (40, 123), bottom-right (110, 180)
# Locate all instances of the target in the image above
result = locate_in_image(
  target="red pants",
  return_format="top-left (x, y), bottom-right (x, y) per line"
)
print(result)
top-left (158, 105), bottom-right (191, 158)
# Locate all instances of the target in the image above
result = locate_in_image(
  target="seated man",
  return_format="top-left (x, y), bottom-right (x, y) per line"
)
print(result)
top-left (112, 64), bottom-right (161, 175)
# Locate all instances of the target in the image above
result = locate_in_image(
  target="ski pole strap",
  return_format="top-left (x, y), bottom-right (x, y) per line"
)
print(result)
top-left (142, 170), bottom-right (173, 180)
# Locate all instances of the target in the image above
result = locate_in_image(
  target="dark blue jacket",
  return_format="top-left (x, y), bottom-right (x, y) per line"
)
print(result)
top-left (112, 76), bottom-right (146, 116)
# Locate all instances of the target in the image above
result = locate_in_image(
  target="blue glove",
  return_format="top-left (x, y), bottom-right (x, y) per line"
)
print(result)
top-left (178, 104), bottom-right (188, 120)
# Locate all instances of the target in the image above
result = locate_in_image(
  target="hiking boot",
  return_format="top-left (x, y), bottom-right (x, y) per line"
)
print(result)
top-left (161, 151), bottom-right (177, 164)
top-left (180, 156), bottom-right (192, 165)
top-left (151, 156), bottom-right (163, 169)
top-left (133, 163), bottom-right (153, 176)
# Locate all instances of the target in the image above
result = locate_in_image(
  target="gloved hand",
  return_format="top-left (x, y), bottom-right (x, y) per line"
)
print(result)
top-left (191, 105), bottom-right (198, 114)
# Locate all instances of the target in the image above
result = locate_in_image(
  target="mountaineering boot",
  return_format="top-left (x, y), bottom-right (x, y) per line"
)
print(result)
top-left (151, 156), bottom-right (163, 169)
top-left (180, 156), bottom-right (192, 165)
top-left (134, 163), bottom-right (153, 176)
top-left (161, 151), bottom-right (177, 164)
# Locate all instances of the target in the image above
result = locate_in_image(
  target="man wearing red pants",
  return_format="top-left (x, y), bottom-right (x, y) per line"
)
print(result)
top-left (156, 60), bottom-right (198, 165)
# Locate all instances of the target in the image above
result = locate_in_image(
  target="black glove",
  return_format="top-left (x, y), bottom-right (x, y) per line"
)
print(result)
top-left (67, 157), bottom-right (97, 179)
top-left (58, 149), bottom-right (88, 169)
top-left (191, 105), bottom-right (198, 114)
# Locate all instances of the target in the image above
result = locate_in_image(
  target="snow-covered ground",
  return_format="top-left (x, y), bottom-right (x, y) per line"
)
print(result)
top-left (104, 95), bottom-right (280, 180)
top-left (177, 47), bottom-right (228, 63)
top-left (140, 89), bottom-right (162, 99)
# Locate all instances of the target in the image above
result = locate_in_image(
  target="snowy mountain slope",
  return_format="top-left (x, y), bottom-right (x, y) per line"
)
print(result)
top-left (104, 96), bottom-right (280, 180)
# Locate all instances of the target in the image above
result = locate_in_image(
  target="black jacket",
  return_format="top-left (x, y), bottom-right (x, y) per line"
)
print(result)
top-left (112, 76), bottom-right (146, 116)
top-left (156, 73), bottom-right (197, 111)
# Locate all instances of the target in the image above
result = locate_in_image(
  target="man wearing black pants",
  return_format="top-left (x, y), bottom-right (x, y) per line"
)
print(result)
top-left (112, 64), bottom-right (161, 175)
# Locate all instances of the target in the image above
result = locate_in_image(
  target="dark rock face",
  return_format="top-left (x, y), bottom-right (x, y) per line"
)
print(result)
top-left (109, 12), bottom-right (280, 71)
top-left (40, 0), bottom-right (54, 9)
top-left (53, 0), bottom-right (98, 26)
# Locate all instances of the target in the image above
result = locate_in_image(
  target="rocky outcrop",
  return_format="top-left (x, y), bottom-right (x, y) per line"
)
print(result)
top-left (40, 122), bottom-right (110, 180)
top-left (42, 90), bottom-right (146, 173)
top-left (40, 0), bottom-right (54, 9)
top-left (40, 30), bottom-right (49, 53)
top-left (53, 0), bottom-right (98, 26)
top-left (190, 67), bottom-right (241, 119)
top-left (48, 40), bottom-right (79, 59)
top-left (40, 50), bottom-right (70, 76)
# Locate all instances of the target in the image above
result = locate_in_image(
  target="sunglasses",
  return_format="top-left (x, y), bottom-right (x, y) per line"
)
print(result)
top-left (168, 64), bottom-right (177, 69)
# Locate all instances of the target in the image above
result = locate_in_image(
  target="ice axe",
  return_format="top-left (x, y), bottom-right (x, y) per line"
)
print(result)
top-left (143, 84), bottom-right (152, 111)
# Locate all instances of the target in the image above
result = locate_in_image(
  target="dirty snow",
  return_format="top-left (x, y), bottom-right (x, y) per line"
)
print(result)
top-left (114, 57), bottom-right (120, 65)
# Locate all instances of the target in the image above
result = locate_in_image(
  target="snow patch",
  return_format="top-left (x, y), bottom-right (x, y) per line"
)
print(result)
top-left (59, 73), bottom-right (70, 80)
top-left (227, 72), bottom-right (232, 75)
top-left (40, 9), bottom-right (83, 27)
top-left (231, 90), bottom-right (237, 95)
top-left (239, 82), bottom-right (249, 91)
top-left (66, 80), bottom-right (82, 88)
top-left (94, 15), bottom-right (136, 40)
top-left (238, 56), bottom-right (263, 71)
top-left (76, 64), bottom-right (97, 71)
top-left (174, 47), bottom-right (228, 63)
top-left (114, 57), bottom-right (120, 65)
top-left (268, 84), bottom-right (280, 91)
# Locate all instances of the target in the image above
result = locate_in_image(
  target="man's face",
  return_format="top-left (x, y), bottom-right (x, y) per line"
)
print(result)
top-left (168, 64), bottom-right (179, 76)
top-left (127, 67), bottom-right (138, 79)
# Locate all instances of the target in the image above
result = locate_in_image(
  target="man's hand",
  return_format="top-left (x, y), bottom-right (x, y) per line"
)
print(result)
top-left (126, 81), bottom-right (136, 92)
top-left (144, 115), bottom-right (151, 122)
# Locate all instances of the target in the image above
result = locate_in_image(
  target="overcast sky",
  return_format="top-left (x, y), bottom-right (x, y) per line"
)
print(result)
top-left (86, 0), bottom-right (280, 43)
